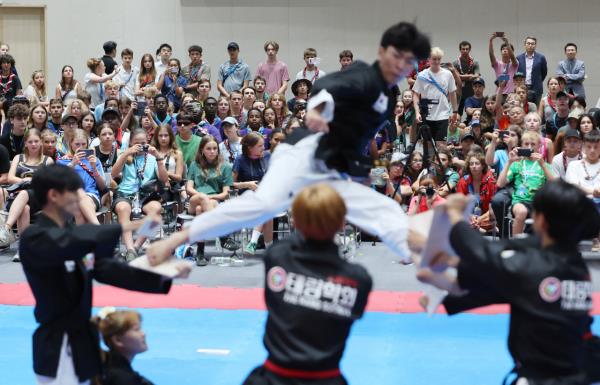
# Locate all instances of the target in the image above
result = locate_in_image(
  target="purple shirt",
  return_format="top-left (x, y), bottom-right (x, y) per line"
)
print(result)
top-left (195, 121), bottom-right (222, 142)
top-left (256, 61), bottom-right (290, 95)
top-left (493, 59), bottom-right (519, 94)
top-left (239, 126), bottom-right (272, 149)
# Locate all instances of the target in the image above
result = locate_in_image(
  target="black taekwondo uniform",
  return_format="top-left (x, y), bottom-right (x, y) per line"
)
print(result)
top-left (20, 214), bottom-right (172, 383)
top-left (243, 235), bottom-right (372, 385)
top-left (443, 222), bottom-right (593, 385)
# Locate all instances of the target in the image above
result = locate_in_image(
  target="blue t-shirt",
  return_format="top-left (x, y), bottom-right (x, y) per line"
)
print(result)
top-left (494, 149), bottom-right (509, 174)
top-left (117, 154), bottom-right (159, 195)
top-left (232, 152), bottom-right (271, 184)
top-left (57, 157), bottom-right (105, 199)
top-left (464, 96), bottom-right (483, 110)
top-left (238, 127), bottom-right (272, 149)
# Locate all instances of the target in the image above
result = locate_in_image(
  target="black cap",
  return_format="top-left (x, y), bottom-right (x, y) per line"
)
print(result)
top-left (62, 113), bottom-right (78, 124)
top-left (556, 91), bottom-right (569, 99)
top-left (102, 107), bottom-right (121, 120)
top-left (472, 77), bottom-right (485, 86)
top-left (460, 132), bottom-right (475, 142)
top-left (227, 42), bottom-right (240, 50)
top-left (513, 71), bottom-right (525, 79)
top-left (291, 79), bottom-right (313, 96)
top-left (564, 128), bottom-right (582, 140)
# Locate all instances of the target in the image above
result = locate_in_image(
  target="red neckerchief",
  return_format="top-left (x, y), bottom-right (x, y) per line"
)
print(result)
top-left (547, 95), bottom-right (557, 112)
top-left (0, 73), bottom-right (16, 95)
top-left (115, 127), bottom-right (123, 149)
top-left (302, 67), bottom-right (320, 82)
top-left (457, 55), bottom-right (474, 74)
top-left (140, 74), bottom-right (154, 87)
top-left (524, 103), bottom-right (529, 114)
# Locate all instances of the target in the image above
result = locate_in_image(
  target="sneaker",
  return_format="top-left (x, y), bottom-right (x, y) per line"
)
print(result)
top-left (124, 249), bottom-right (138, 262)
top-left (592, 238), bottom-right (600, 253)
top-left (245, 241), bottom-right (257, 255)
top-left (196, 256), bottom-right (208, 266)
top-left (0, 225), bottom-right (10, 247)
top-left (11, 252), bottom-right (20, 262)
top-left (221, 237), bottom-right (241, 251)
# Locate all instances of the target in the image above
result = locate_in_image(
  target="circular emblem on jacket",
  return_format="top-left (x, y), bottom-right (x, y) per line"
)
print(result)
top-left (267, 266), bottom-right (287, 292)
top-left (538, 277), bottom-right (561, 303)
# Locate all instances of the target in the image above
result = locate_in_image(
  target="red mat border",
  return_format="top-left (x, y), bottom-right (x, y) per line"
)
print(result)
top-left (1, 283), bottom-right (599, 314)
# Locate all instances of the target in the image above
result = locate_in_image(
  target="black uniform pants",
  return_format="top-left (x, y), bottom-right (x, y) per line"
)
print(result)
top-left (243, 366), bottom-right (348, 385)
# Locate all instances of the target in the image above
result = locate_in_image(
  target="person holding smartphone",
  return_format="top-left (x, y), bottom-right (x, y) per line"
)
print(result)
top-left (407, 173), bottom-right (446, 215)
top-left (156, 58), bottom-right (187, 113)
top-left (489, 32), bottom-right (519, 96)
top-left (497, 131), bottom-right (556, 236)
top-left (57, 129), bottom-right (106, 225)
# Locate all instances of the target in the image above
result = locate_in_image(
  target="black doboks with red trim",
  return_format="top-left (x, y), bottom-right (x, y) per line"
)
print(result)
top-left (242, 234), bottom-right (372, 385)
top-left (584, 320), bottom-right (600, 383)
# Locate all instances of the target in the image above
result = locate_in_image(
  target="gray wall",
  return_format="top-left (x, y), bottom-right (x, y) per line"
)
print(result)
top-left (4, 0), bottom-right (600, 103)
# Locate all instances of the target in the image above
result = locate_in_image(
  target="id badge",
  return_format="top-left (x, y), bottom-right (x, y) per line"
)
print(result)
top-left (517, 185), bottom-right (527, 197)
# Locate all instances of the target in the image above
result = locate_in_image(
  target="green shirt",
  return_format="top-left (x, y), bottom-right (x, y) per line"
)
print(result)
top-left (187, 161), bottom-right (233, 196)
top-left (176, 135), bottom-right (201, 167)
top-left (507, 159), bottom-right (554, 204)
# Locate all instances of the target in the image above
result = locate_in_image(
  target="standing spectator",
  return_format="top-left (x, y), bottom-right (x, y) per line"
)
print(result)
top-left (295, 48), bottom-right (326, 83)
top-left (102, 41), bottom-right (118, 75)
top-left (488, 33), bottom-right (519, 96)
top-left (464, 77), bottom-right (485, 123)
top-left (154, 43), bottom-right (172, 77)
top-left (115, 48), bottom-right (139, 101)
top-left (412, 47), bottom-right (459, 147)
top-left (134, 54), bottom-right (158, 99)
top-left (84, 58), bottom-right (119, 110)
top-left (339, 49), bottom-right (354, 70)
top-left (452, 41), bottom-right (480, 117)
top-left (55, 65), bottom-right (81, 105)
top-left (217, 42), bottom-right (251, 98)
top-left (556, 43), bottom-right (586, 100)
top-left (0, 54), bottom-right (22, 115)
top-left (182, 45), bottom-right (211, 96)
top-left (156, 58), bottom-right (188, 113)
top-left (256, 40), bottom-right (289, 96)
top-left (23, 70), bottom-right (48, 108)
top-left (552, 128), bottom-right (582, 179)
top-left (516, 36), bottom-right (547, 104)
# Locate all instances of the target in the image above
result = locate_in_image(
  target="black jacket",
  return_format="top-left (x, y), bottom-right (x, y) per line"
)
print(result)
top-left (311, 61), bottom-right (398, 177)
top-left (20, 214), bottom-right (172, 382)
top-left (262, 235), bottom-right (372, 372)
top-left (102, 352), bottom-right (154, 385)
top-left (444, 222), bottom-right (592, 380)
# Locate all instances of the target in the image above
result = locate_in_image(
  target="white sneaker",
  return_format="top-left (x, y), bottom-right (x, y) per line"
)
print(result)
top-left (11, 252), bottom-right (20, 262)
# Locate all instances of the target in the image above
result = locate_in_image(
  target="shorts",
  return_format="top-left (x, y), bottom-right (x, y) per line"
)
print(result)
top-left (84, 193), bottom-right (101, 211)
top-left (425, 119), bottom-right (449, 142)
top-left (111, 191), bottom-right (161, 211)
top-left (243, 365), bottom-right (348, 385)
top-left (26, 189), bottom-right (42, 214)
top-left (511, 201), bottom-right (533, 215)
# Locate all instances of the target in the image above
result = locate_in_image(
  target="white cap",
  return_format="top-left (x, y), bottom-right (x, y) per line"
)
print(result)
top-left (390, 152), bottom-right (408, 164)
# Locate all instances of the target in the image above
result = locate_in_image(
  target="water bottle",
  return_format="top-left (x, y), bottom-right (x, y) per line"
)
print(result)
top-left (132, 193), bottom-right (142, 217)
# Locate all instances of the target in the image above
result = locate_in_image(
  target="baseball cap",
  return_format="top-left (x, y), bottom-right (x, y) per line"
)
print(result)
top-left (222, 116), bottom-right (239, 126)
top-left (62, 113), bottom-right (78, 124)
top-left (470, 119), bottom-right (481, 127)
top-left (472, 78), bottom-right (485, 86)
top-left (460, 132), bottom-right (475, 142)
top-left (102, 107), bottom-right (121, 120)
top-left (567, 108), bottom-right (583, 121)
top-left (390, 152), bottom-right (408, 165)
top-left (227, 42), bottom-right (240, 50)
top-left (556, 91), bottom-right (569, 99)
top-left (513, 71), bottom-right (525, 79)
top-left (564, 128), bottom-right (582, 140)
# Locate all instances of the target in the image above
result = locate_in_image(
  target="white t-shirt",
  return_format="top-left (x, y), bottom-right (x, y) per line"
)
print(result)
top-left (295, 68), bottom-right (326, 84)
top-left (155, 61), bottom-right (167, 77)
top-left (115, 65), bottom-right (139, 101)
top-left (551, 151), bottom-right (582, 180)
top-left (84, 72), bottom-right (102, 109)
top-left (412, 68), bottom-right (456, 121)
top-left (566, 159), bottom-right (600, 194)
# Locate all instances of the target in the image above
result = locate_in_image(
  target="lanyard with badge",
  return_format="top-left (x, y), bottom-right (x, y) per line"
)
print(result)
top-left (517, 159), bottom-right (538, 197)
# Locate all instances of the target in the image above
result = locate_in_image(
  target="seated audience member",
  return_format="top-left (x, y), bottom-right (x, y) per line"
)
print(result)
top-left (253, 76), bottom-right (269, 103)
top-left (156, 58), bottom-right (188, 113)
top-left (65, 98), bottom-right (89, 123)
top-left (268, 128), bottom-right (286, 153)
top-left (479, 94), bottom-right (497, 133)
top-left (23, 70), bottom-right (48, 108)
top-left (175, 112), bottom-right (201, 167)
top-left (0, 54), bottom-right (22, 115)
top-left (40, 129), bottom-right (57, 161)
top-left (514, 85), bottom-right (537, 114)
top-left (57, 129), bottom-right (105, 225)
top-left (27, 104), bottom-right (48, 131)
top-left (435, 147), bottom-right (459, 197)
top-left (407, 174), bottom-right (446, 215)
top-left (1, 103), bottom-right (28, 159)
top-left (151, 94), bottom-right (174, 127)
top-left (497, 131), bottom-right (556, 236)
top-left (552, 128), bottom-right (582, 179)
top-left (151, 124), bottom-right (184, 203)
top-left (523, 111), bottom-right (554, 162)
top-left (266, 93), bottom-right (291, 129)
top-left (219, 117), bottom-right (243, 165)
top-left (232, 132), bottom-right (272, 255)
top-left (241, 108), bottom-right (272, 145)
top-left (197, 78), bottom-right (211, 104)
top-left (80, 111), bottom-right (97, 142)
top-left (456, 151), bottom-right (497, 232)
top-left (287, 78), bottom-right (311, 113)
top-left (55, 65), bottom-right (82, 105)
top-left (566, 130), bottom-right (600, 251)
top-left (111, 129), bottom-right (168, 261)
top-left (545, 91), bottom-right (570, 140)
top-left (405, 151), bottom-right (425, 189)
top-left (47, 98), bottom-right (64, 134)
top-left (94, 123), bottom-right (119, 204)
top-left (577, 113), bottom-right (597, 136)
top-left (262, 106), bottom-right (277, 129)
top-left (186, 135), bottom-right (235, 265)
top-left (382, 152), bottom-right (412, 204)
top-left (134, 53), bottom-right (158, 98)
top-left (283, 117), bottom-right (302, 136)
top-left (182, 101), bottom-right (222, 142)
top-left (93, 308), bottom-right (155, 385)
top-left (464, 77), bottom-right (485, 123)
top-left (451, 132), bottom-right (476, 169)
top-left (0, 128), bottom-right (53, 260)
top-left (93, 81), bottom-right (120, 122)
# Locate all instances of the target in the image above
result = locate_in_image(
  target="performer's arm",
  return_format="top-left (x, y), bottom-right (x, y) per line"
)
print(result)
top-left (443, 290), bottom-right (503, 315)
top-left (93, 258), bottom-right (173, 294)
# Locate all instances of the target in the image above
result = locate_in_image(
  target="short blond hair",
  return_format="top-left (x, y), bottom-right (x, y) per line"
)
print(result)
top-left (292, 184), bottom-right (346, 240)
top-left (521, 130), bottom-right (541, 145)
top-left (430, 47), bottom-right (444, 59)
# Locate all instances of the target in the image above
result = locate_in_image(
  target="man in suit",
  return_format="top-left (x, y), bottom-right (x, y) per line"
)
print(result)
top-left (517, 36), bottom-right (547, 105)
top-left (556, 42), bottom-right (586, 100)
